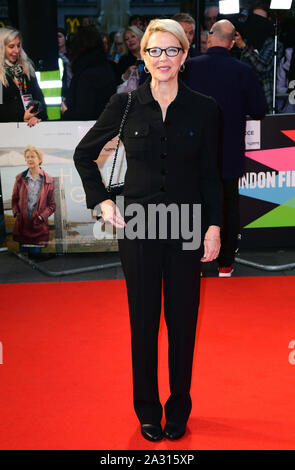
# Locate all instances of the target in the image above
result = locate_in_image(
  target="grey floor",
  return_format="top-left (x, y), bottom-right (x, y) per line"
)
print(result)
top-left (0, 247), bottom-right (295, 284)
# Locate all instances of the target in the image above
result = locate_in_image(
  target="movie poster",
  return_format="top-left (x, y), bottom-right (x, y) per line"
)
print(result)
top-left (0, 122), bottom-right (126, 253)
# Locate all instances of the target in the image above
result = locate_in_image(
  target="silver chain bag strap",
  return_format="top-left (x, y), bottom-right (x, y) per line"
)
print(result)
top-left (106, 91), bottom-right (132, 200)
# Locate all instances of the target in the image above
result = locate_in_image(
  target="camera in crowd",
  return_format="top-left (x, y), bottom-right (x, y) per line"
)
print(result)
top-left (26, 100), bottom-right (42, 114)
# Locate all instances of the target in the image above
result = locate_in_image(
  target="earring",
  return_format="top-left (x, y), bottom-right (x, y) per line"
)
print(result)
top-left (144, 65), bottom-right (150, 74)
top-left (180, 64), bottom-right (185, 72)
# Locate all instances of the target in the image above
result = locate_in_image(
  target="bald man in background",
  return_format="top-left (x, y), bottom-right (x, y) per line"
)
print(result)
top-left (184, 20), bottom-right (267, 277)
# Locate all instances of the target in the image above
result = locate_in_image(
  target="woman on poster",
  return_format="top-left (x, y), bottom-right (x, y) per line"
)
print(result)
top-left (12, 146), bottom-right (56, 255)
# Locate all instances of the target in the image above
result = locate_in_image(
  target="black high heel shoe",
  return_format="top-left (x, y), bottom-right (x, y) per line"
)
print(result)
top-left (141, 423), bottom-right (163, 441)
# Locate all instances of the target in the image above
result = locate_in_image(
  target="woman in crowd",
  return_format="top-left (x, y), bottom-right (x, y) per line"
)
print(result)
top-left (0, 27), bottom-right (47, 126)
top-left (12, 146), bottom-right (56, 255)
top-left (61, 26), bottom-right (117, 121)
top-left (74, 19), bottom-right (221, 442)
top-left (58, 27), bottom-right (72, 102)
top-left (117, 25), bottom-right (143, 81)
top-left (110, 31), bottom-right (124, 63)
top-left (100, 32), bottom-right (111, 58)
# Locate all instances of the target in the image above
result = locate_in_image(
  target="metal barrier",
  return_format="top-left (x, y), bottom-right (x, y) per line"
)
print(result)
top-left (5, 251), bottom-right (295, 277)
top-left (12, 252), bottom-right (122, 277)
top-left (235, 255), bottom-right (295, 272)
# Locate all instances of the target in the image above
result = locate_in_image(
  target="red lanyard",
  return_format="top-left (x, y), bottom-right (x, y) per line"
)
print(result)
top-left (14, 75), bottom-right (27, 94)
top-left (6, 64), bottom-right (27, 94)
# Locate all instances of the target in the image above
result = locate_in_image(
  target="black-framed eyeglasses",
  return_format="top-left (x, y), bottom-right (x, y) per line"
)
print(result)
top-left (208, 30), bottom-right (214, 35)
top-left (145, 47), bottom-right (184, 57)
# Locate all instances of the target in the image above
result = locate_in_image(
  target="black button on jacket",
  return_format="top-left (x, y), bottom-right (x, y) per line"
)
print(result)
top-left (74, 77), bottom-right (223, 230)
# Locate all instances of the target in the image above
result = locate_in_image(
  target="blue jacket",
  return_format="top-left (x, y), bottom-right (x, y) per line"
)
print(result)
top-left (183, 46), bottom-right (267, 178)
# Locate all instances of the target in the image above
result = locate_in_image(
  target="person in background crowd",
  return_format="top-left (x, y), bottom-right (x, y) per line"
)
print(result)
top-left (110, 31), bottom-right (124, 63)
top-left (61, 26), bottom-right (117, 121)
top-left (203, 6), bottom-right (219, 31)
top-left (100, 32), bottom-right (111, 57)
top-left (200, 30), bottom-right (209, 53)
top-left (74, 18), bottom-right (222, 442)
top-left (184, 19), bottom-right (267, 277)
top-left (142, 16), bottom-right (150, 31)
top-left (129, 14), bottom-right (145, 32)
top-left (252, 2), bottom-right (270, 19)
top-left (81, 17), bottom-right (91, 27)
top-left (117, 25), bottom-right (143, 81)
top-left (172, 12), bottom-right (199, 58)
top-left (235, 11), bottom-right (283, 113)
top-left (0, 27), bottom-right (47, 126)
top-left (12, 145), bottom-right (56, 257)
top-left (277, 25), bottom-right (295, 114)
top-left (58, 27), bottom-right (72, 102)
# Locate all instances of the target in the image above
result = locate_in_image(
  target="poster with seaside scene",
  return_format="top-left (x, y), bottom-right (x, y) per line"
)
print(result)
top-left (0, 122), bottom-right (126, 253)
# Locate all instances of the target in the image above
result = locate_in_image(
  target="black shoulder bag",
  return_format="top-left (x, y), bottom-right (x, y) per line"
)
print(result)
top-left (106, 91), bottom-right (132, 201)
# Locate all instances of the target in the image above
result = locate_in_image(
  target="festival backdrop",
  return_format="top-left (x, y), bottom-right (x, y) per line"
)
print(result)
top-left (0, 115), bottom-right (294, 252)
top-left (240, 114), bottom-right (295, 248)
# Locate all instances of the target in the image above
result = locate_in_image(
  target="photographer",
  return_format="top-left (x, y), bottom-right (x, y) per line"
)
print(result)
top-left (234, 12), bottom-right (283, 113)
top-left (0, 27), bottom-right (47, 127)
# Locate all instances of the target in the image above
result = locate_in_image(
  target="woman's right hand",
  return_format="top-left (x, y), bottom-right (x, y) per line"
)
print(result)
top-left (27, 116), bottom-right (41, 127)
top-left (24, 105), bottom-right (39, 122)
top-left (100, 199), bottom-right (126, 228)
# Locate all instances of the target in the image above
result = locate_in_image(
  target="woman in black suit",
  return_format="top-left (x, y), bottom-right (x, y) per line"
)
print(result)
top-left (74, 19), bottom-right (222, 442)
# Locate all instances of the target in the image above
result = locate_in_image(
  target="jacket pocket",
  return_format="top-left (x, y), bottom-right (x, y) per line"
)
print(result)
top-left (175, 128), bottom-right (200, 161)
top-left (123, 123), bottom-right (150, 156)
top-left (13, 213), bottom-right (21, 236)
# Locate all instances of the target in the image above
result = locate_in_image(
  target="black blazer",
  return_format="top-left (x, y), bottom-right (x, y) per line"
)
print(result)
top-left (0, 74), bottom-right (47, 123)
top-left (74, 77), bottom-right (222, 230)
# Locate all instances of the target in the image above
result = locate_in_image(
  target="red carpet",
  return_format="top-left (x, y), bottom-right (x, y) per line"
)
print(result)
top-left (0, 277), bottom-right (295, 450)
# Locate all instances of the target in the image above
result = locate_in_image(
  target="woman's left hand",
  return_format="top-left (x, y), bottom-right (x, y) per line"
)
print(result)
top-left (201, 225), bottom-right (221, 262)
top-left (27, 116), bottom-right (41, 127)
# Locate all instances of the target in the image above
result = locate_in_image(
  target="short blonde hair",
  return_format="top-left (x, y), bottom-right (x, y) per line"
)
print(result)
top-left (140, 19), bottom-right (189, 57)
top-left (24, 145), bottom-right (43, 165)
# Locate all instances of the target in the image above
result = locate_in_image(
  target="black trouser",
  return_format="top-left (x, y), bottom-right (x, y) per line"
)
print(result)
top-left (218, 177), bottom-right (240, 267)
top-left (118, 238), bottom-right (201, 425)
